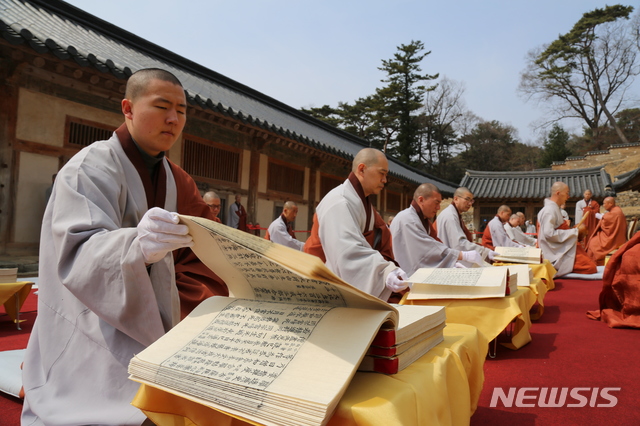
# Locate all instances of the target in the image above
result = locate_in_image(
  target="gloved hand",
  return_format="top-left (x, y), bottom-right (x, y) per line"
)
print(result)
top-left (595, 213), bottom-right (603, 220)
top-left (385, 268), bottom-right (409, 292)
top-left (487, 250), bottom-right (499, 261)
top-left (462, 250), bottom-right (483, 265)
top-left (137, 207), bottom-right (193, 264)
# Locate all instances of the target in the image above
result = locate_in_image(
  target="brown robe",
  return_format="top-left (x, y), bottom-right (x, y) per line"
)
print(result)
top-left (580, 199), bottom-right (600, 246)
top-left (586, 206), bottom-right (627, 266)
top-left (555, 222), bottom-right (597, 274)
top-left (587, 231), bottom-right (640, 328)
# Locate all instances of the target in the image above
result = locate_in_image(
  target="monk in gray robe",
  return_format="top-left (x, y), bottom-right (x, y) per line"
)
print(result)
top-left (22, 69), bottom-right (226, 426)
top-left (392, 183), bottom-right (483, 275)
top-left (437, 187), bottom-right (496, 261)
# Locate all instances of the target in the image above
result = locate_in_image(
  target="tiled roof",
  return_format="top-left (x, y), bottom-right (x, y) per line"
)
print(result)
top-left (459, 167), bottom-right (613, 200)
top-left (613, 166), bottom-right (640, 191)
top-left (0, 0), bottom-right (457, 194)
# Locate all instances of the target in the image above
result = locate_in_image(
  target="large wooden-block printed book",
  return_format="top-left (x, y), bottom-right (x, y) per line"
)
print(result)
top-left (128, 216), bottom-right (445, 426)
top-left (405, 266), bottom-right (517, 300)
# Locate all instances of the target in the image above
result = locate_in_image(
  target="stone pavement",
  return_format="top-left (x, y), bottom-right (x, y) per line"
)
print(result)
top-left (0, 255), bottom-right (39, 276)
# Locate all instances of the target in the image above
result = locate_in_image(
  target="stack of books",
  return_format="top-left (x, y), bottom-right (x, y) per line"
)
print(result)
top-left (359, 305), bottom-right (446, 374)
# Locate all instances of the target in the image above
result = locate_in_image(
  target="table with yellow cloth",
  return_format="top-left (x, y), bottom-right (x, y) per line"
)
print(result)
top-left (402, 288), bottom-right (532, 350)
top-left (131, 323), bottom-right (487, 426)
top-left (0, 281), bottom-right (33, 329)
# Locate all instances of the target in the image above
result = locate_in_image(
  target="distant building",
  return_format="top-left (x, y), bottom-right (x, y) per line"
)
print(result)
top-left (459, 167), bottom-right (612, 229)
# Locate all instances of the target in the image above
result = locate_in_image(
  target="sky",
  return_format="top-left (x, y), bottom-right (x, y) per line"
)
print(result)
top-left (63, 0), bottom-right (639, 145)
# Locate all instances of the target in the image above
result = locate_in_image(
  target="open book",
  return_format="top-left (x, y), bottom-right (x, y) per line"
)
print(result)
top-left (405, 266), bottom-right (517, 300)
top-left (492, 246), bottom-right (542, 264)
top-left (128, 216), bottom-right (444, 426)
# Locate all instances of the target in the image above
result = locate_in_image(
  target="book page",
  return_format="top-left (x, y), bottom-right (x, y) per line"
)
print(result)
top-left (494, 246), bottom-right (542, 264)
top-left (180, 215), bottom-right (395, 315)
top-left (130, 296), bottom-right (394, 409)
top-left (409, 268), bottom-right (496, 287)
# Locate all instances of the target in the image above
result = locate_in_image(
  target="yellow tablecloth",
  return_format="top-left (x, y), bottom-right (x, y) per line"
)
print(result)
top-left (131, 323), bottom-right (487, 426)
top-left (0, 281), bottom-right (33, 322)
top-left (523, 278), bottom-right (548, 320)
top-left (402, 288), bottom-right (532, 350)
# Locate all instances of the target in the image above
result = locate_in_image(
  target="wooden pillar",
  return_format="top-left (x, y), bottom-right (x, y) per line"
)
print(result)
top-left (0, 53), bottom-right (20, 254)
top-left (306, 156), bottom-right (322, 228)
top-left (247, 137), bottom-right (266, 225)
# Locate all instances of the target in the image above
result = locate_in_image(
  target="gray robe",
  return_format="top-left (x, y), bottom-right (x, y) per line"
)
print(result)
top-left (267, 216), bottom-right (304, 250)
top-left (505, 223), bottom-right (536, 246)
top-left (488, 216), bottom-right (522, 248)
top-left (22, 133), bottom-right (180, 426)
top-left (538, 198), bottom-right (579, 276)
top-left (437, 204), bottom-right (492, 259)
top-left (315, 179), bottom-right (397, 300)
top-left (391, 206), bottom-right (460, 276)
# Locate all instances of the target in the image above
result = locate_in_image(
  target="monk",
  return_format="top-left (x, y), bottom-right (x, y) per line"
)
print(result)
top-left (437, 187), bottom-right (496, 261)
top-left (505, 213), bottom-right (536, 246)
top-left (304, 148), bottom-right (408, 301)
top-left (575, 189), bottom-right (600, 245)
top-left (21, 69), bottom-right (227, 426)
top-left (482, 205), bottom-right (523, 250)
top-left (227, 193), bottom-right (247, 231)
top-left (587, 231), bottom-right (640, 328)
top-left (586, 197), bottom-right (627, 266)
top-left (265, 201), bottom-right (304, 250)
top-left (202, 190), bottom-right (222, 223)
top-left (391, 183), bottom-right (483, 275)
top-left (538, 181), bottom-right (597, 276)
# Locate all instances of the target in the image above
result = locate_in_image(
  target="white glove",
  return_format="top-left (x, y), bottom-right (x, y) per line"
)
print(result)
top-left (137, 207), bottom-right (193, 264)
top-left (462, 250), bottom-right (483, 265)
top-left (487, 250), bottom-right (499, 261)
top-left (595, 213), bottom-right (603, 220)
top-left (385, 268), bottom-right (409, 293)
top-left (455, 262), bottom-right (468, 269)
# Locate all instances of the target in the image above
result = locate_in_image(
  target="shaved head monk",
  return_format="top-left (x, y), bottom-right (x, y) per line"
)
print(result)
top-left (482, 205), bottom-right (523, 250)
top-left (266, 201), bottom-right (304, 250)
top-left (203, 190), bottom-right (222, 222)
top-left (505, 212), bottom-right (537, 246)
top-left (391, 183), bottom-right (483, 275)
top-left (437, 187), bottom-right (497, 261)
top-left (538, 181), bottom-right (596, 276)
top-left (304, 148), bottom-right (408, 301)
top-left (21, 68), bottom-right (227, 425)
top-left (586, 197), bottom-right (627, 266)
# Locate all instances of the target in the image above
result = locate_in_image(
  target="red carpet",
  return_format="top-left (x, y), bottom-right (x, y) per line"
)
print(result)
top-left (472, 279), bottom-right (640, 425)
top-left (2, 283), bottom-right (639, 426)
top-left (0, 289), bottom-right (36, 426)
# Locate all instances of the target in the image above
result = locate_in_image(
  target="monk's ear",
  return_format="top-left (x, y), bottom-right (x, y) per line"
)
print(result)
top-left (356, 162), bottom-right (366, 176)
top-left (122, 98), bottom-right (133, 119)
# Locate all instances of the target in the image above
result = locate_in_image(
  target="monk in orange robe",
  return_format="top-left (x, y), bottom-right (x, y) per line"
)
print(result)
top-left (587, 231), bottom-right (640, 328)
top-left (575, 189), bottom-right (600, 246)
top-left (586, 197), bottom-right (628, 266)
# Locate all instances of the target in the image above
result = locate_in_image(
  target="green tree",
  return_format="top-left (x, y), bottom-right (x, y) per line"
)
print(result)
top-left (377, 40), bottom-right (438, 163)
top-left (519, 5), bottom-right (639, 145)
top-left (538, 124), bottom-right (573, 168)
top-left (456, 120), bottom-right (541, 173)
